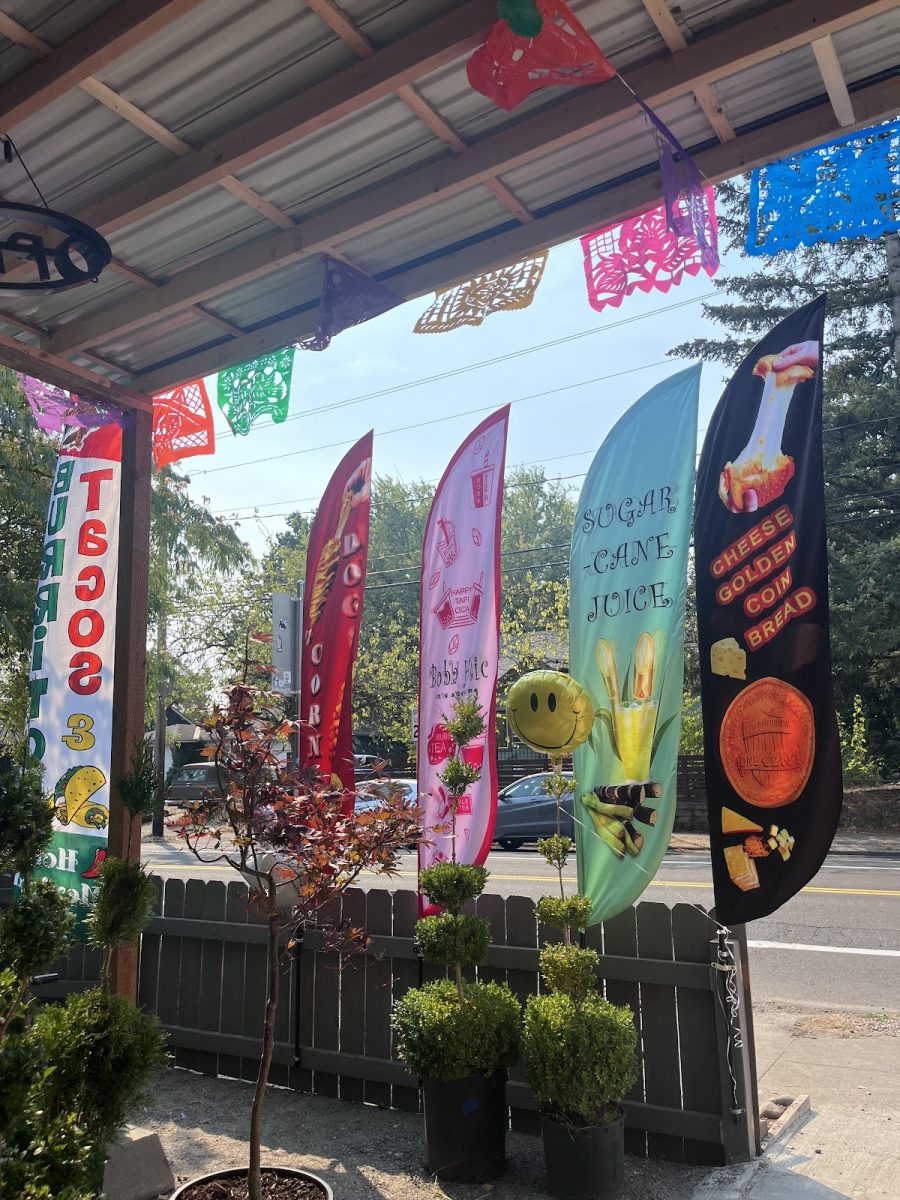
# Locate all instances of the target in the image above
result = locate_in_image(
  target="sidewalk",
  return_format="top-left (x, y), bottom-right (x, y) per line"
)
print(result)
top-left (668, 831), bottom-right (900, 856)
top-left (744, 1001), bottom-right (900, 1199)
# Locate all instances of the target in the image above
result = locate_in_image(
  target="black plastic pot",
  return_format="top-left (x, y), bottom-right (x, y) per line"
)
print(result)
top-left (170, 1165), bottom-right (333, 1199)
top-left (422, 1070), bottom-right (508, 1182)
top-left (541, 1109), bottom-right (625, 1200)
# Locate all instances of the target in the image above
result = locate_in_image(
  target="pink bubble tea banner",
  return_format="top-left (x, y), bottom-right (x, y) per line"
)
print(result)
top-left (417, 406), bottom-right (510, 913)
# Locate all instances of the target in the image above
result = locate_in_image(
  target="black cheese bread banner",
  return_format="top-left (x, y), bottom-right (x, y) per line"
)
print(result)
top-left (695, 296), bottom-right (842, 924)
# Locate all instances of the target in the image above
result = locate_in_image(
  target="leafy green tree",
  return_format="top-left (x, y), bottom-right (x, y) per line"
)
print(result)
top-left (149, 467), bottom-right (248, 830)
top-left (671, 180), bottom-right (900, 772)
top-left (0, 374), bottom-right (54, 742)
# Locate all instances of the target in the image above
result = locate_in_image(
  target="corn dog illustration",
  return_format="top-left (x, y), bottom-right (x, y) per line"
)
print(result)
top-left (307, 461), bottom-right (370, 633)
top-left (718, 351), bottom-right (816, 513)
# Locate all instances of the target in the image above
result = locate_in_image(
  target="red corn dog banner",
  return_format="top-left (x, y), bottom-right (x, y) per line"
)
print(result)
top-left (299, 432), bottom-right (373, 801)
top-left (695, 296), bottom-right (842, 923)
top-left (417, 408), bottom-right (509, 911)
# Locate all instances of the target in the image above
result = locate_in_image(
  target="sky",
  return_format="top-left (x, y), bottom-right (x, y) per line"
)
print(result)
top-left (184, 232), bottom-right (749, 558)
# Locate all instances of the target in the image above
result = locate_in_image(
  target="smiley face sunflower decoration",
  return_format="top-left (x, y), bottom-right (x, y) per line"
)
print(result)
top-left (505, 670), bottom-right (594, 762)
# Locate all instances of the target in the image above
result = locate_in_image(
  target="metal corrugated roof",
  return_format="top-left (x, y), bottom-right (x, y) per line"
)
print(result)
top-left (236, 95), bottom-right (446, 221)
top-left (0, 0), bottom-right (896, 403)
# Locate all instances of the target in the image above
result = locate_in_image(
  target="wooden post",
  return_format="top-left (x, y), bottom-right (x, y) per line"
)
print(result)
top-left (709, 923), bottom-right (758, 1163)
top-left (106, 407), bottom-right (153, 1000)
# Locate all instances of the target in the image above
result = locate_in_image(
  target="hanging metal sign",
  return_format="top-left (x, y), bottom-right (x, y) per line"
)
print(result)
top-left (0, 201), bottom-right (111, 291)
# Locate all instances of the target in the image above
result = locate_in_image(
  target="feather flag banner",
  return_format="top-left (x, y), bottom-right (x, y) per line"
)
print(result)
top-left (746, 120), bottom-right (900, 255)
top-left (695, 297), bottom-right (842, 923)
top-left (299, 433), bottom-right (373, 801)
top-left (581, 189), bottom-right (718, 313)
top-left (570, 367), bottom-right (700, 925)
top-left (417, 408), bottom-right (509, 913)
top-left (26, 422), bottom-right (123, 925)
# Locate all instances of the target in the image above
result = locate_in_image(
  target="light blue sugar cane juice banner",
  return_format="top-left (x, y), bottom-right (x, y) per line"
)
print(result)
top-left (569, 366), bottom-right (700, 925)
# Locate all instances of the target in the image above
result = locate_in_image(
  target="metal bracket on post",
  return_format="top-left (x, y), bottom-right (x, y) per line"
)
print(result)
top-left (709, 923), bottom-right (758, 1163)
top-left (271, 583), bottom-right (304, 770)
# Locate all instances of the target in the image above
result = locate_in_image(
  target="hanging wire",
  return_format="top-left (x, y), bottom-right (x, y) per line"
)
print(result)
top-left (2, 134), bottom-right (51, 209)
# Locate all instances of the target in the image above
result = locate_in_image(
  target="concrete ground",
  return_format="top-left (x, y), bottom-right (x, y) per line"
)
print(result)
top-left (137, 997), bottom-right (900, 1200)
top-left (747, 1001), bottom-right (900, 1199)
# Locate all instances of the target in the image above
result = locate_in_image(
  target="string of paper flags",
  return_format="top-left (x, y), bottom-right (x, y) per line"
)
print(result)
top-left (20, 0), bottom-right (896, 472)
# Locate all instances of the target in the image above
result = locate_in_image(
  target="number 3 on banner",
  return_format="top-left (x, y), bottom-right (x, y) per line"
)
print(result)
top-left (61, 713), bottom-right (95, 751)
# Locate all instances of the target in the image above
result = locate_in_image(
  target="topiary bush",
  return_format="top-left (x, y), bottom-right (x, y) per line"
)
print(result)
top-left (419, 862), bottom-right (487, 914)
top-left (535, 894), bottom-right (591, 933)
top-left (32, 988), bottom-right (166, 1164)
top-left (84, 857), bottom-right (158, 987)
top-left (538, 943), bottom-right (599, 1003)
top-left (392, 978), bottom-right (521, 1081)
top-left (0, 881), bottom-right (74, 984)
top-left (522, 991), bottom-right (638, 1126)
top-left (416, 913), bottom-right (491, 969)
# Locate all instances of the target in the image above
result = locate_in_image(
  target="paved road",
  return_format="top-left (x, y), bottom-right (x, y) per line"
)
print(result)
top-left (143, 839), bottom-right (900, 1010)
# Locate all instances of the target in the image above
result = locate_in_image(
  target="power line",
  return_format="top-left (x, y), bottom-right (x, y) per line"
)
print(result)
top-left (213, 449), bottom-right (595, 516)
top-left (212, 291), bottom-right (717, 444)
top-left (192, 361), bottom-right (673, 478)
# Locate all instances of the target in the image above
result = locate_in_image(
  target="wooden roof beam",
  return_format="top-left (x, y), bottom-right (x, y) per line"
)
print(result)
top-left (134, 70), bottom-right (900, 393)
top-left (812, 35), bottom-right (856, 125)
top-left (0, 12), bottom-right (294, 238)
top-left (49, 0), bottom-right (899, 356)
top-left (67, 0), bottom-right (498, 239)
top-left (0, 330), bottom-right (150, 411)
top-left (640, 0), bottom-right (736, 141)
top-left (0, 0), bottom-right (206, 129)
top-left (305, 0), bottom-right (534, 222)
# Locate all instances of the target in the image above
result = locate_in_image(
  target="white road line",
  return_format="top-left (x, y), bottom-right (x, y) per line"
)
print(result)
top-left (659, 859), bottom-right (900, 872)
top-left (748, 940), bottom-right (900, 957)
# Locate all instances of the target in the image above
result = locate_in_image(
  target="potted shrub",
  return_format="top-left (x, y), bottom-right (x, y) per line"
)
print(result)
top-left (392, 698), bottom-right (521, 1183)
top-left (0, 754), bottom-right (165, 1199)
top-left (173, 683), bottom-right (421, 1200)
top-left (522, 835), bottom-right (638, 1200)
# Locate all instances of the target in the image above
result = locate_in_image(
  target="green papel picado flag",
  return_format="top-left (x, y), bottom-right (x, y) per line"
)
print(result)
top-left (570, 365), bottom-right (700, 924)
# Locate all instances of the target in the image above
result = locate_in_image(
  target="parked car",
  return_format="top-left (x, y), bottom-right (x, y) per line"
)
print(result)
top-left (165, 762), bottom-right (231, 808)
top-left (355, 777), bottom-right (418, 811)
top-left (492, 771), bottom-right (575, 850)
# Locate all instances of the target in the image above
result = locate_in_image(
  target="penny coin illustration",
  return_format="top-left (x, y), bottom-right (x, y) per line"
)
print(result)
top-left (719, 677), bottom-right (814, 808)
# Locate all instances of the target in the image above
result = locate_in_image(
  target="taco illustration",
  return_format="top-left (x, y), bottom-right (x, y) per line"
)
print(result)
top-left (54, 765), bottom-right (109, 829)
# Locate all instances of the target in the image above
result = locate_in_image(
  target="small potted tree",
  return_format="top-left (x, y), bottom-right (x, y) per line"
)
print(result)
top-left (0, 755), bottom-right (165, 1198)
top-left (392, 697), bottom-right (521, 1182)
top-left (172, 683), bottom-right (421, 1200)
top-left (522, 843), bottom-right (638, 1200)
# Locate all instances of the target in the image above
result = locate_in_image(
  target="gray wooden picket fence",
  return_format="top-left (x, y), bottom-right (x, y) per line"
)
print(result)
top-left (44, 878), bottom-right (759, 1166)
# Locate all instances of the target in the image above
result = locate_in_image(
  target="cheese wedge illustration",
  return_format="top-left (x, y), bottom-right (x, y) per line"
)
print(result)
top-left (721, 807), bottom-right (764, 836)
top-left (724, 844), bottom-right (760, 891)
top-left (54, 765), bottom-right (108, 829)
